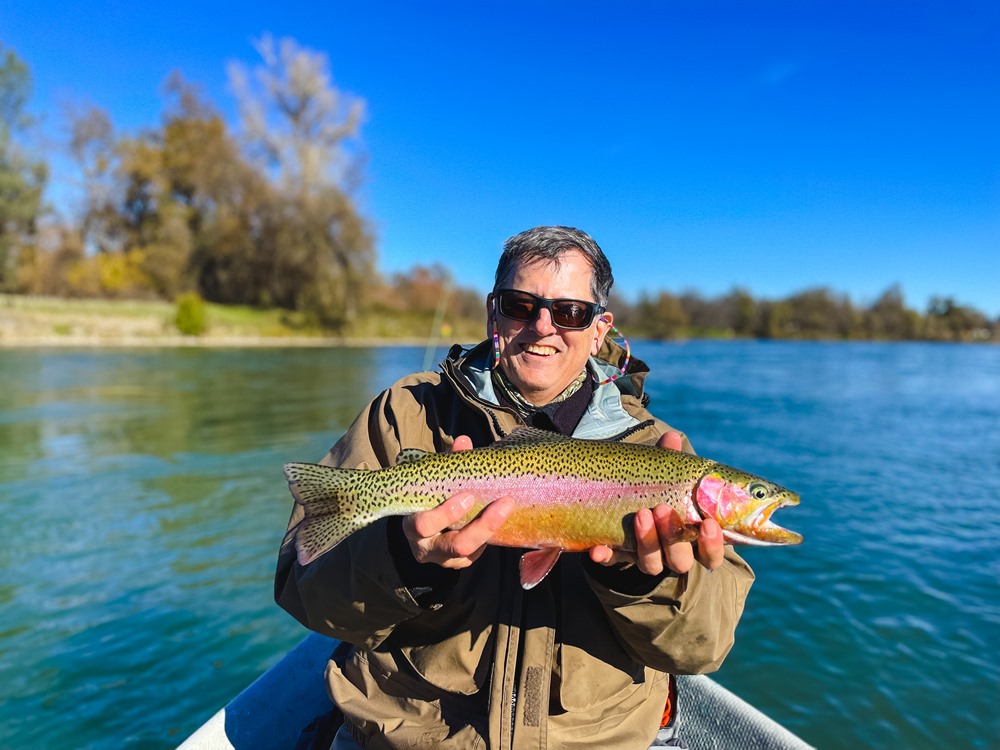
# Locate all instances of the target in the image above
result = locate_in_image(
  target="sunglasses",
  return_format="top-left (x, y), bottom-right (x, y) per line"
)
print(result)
top-left (495, 288), bottom-right (606, 330)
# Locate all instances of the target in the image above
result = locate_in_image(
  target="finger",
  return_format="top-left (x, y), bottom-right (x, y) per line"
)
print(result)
top-left (589, 545), bottom-right (639, 567)
top-left (663, 540), bottom-right (695, 574)
top-left (634, 508), bottom-right (665, 575)
top-left (451, 435), bottom-right (473, 453)
top-left (657, 431), bottom-right (683, 452)
top-left (589, 545), bottom-right (614, 565)
top-left (409, 492), bottom-right (475, 540)
top-left (650, 504), bottom-right (696, 574)
top-left (444, 496), bottom-right (514, 558)
top-left (695, 517), bottom-right (725, 570)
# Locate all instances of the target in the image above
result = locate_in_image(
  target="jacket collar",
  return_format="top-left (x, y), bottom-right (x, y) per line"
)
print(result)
top-left (443, 339), bottom-right (652, 440)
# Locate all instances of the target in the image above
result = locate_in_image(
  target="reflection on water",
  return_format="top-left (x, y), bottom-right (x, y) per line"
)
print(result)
top-left (0, 347), bottom-right (439, 749)
top-left (0, 343), bottom-right (998, 749)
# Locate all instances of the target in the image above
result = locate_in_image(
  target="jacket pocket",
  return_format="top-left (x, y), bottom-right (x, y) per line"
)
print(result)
top-left (555, 556), bottom-right (650, 711)
top-left (397, 624), bottom-right (495, 696)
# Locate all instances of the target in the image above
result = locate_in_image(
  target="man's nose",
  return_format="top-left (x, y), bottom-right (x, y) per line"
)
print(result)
top-left (530, 307), bottom-right (557, 334)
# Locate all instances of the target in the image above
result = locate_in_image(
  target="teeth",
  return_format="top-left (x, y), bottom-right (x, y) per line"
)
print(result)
top-left (524, 345), bottom-right (557, 355)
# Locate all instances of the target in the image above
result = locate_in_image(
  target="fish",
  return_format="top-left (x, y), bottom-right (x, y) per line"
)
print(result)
top-left (284, 427), bottom-right (802, 589)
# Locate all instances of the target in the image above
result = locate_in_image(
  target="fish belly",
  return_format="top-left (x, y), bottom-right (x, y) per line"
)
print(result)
top-left (446, 473), bottom-right (696, 552)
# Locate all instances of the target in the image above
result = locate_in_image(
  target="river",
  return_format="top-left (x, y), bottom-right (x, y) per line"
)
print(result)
top-left (0, 341), bottom-right (997, 748)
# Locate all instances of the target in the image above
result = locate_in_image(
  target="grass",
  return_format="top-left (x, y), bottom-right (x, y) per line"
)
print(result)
top-left (0, 294), bottom-right (484, 346)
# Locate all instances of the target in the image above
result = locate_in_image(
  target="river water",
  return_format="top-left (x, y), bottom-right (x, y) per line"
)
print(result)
top-left (0, 342), bottom-right (997, 749)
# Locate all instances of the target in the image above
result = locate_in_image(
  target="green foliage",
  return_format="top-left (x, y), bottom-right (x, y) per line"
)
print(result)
top-left (19, 41), bottom-right (372, 333)
top-left (0, 43), bottom-right (47, 291)
top-left (174, 291), bottom-right (208, 336)
top-left (613, 285), bottom-right (997, 343)
top-left (633, 291), bottom-right (689, 339)
top-left (1, 40), bottom-right (995, 345)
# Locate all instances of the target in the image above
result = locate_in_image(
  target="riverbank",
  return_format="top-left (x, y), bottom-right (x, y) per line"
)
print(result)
top-left (0, 295), bottom-right (476, 348)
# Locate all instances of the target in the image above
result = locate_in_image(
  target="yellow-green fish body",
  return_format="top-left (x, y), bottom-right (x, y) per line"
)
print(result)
top-left (285, 428), bottom-right (801, 587)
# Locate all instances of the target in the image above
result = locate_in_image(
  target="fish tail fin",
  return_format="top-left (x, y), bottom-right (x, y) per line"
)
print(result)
top-left (284, 462), bottom-right (380, 566)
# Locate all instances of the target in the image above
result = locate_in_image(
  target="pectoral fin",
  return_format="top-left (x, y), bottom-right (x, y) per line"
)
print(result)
top-left (519, 548), bottom-right (562, 590)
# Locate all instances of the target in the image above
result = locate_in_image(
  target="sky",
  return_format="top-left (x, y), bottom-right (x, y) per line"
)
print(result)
top-left (2, 1), bottom-right (998, 316)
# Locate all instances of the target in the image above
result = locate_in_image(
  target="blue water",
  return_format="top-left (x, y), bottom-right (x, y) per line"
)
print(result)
top-left (0, 342), bottom-right (997, 749)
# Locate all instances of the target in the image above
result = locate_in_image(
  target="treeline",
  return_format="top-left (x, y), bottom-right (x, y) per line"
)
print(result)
top-left (369, 273), bottom-right (997, 344)
top-left (612, 286), bottom-right (997, 342)
top-left (1, 37), bottom-right (373, 329)
top-left (1, 40), bottom-right (996, 342)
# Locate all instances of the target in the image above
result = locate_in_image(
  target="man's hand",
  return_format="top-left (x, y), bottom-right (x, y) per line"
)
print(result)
top-left (401, 435), bottom-right (513, 569)
top-left (589, 431), bottom-right (726, 575)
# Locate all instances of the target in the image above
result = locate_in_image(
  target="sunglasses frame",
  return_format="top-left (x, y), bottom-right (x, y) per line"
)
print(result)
top-left (495, 288), bottom-right (606, 330)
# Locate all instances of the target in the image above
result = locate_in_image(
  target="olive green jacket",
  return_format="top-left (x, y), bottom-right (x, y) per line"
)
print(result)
top-left (275, 341), bottom-right (754, 749)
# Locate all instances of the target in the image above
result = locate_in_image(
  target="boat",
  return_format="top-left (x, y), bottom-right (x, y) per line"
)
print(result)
top-left (178, 632), bottom-right (815, 749)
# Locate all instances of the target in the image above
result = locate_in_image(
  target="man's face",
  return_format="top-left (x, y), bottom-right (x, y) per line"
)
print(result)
top-left (489, 249), bottom-right (613, 406)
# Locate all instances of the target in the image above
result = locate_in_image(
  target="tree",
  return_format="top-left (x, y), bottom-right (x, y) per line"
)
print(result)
top-left (637, 291), bottom-right (689, 339)
top-left (66, 103), bottom-right (122, 255)
top-left (0, 43), bottom-right (47, 290)
top-left (925, 296), bottom-right (988, 342)
top-left (865, 284), bottom-right (919, 340)
top-left (229, 35), bottom-right (374, 328)
top-left (726, 287), bottom-right (758, 337)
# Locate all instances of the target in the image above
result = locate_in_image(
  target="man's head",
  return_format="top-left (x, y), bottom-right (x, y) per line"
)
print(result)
top-left (493, 226), bottom-right (614, 307)
top-left (488, 226), bottom-right (616, 406)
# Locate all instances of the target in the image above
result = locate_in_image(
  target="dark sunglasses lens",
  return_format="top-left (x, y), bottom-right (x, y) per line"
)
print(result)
top-left (498, 290), bottom-right (598, 329)
top-left (551, 300), bottom-right (594, 328)
top-left (499, 292), bottom-right (538, 321)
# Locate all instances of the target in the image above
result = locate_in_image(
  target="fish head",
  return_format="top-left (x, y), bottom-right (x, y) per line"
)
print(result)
top-left (695, 467), bottom-right (803, 546)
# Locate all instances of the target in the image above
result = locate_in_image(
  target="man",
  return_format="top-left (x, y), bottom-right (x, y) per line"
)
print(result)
top-left (275, 226), bottom-right (754, 749)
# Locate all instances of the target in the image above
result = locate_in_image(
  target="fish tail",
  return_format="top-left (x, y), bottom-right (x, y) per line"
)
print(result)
top-left (284, 462), bottom-right (384, 566)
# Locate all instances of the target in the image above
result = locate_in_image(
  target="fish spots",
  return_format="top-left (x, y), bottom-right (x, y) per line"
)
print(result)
top-left (287, 433), bottom-right (800, 567)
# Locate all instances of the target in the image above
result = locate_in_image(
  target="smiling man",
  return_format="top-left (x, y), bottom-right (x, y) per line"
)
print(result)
top-left (275, 226), bottom-right (755, 749)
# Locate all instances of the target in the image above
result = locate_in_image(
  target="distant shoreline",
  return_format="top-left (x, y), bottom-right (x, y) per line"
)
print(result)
top-left (2, 295), bottom-right (995, 347)
top-left (0, 334), bottom-right (437, 349)
top-left (0, 294), bottom-right (475, 349)
top-left (0, 335), bottom-right (427, 349)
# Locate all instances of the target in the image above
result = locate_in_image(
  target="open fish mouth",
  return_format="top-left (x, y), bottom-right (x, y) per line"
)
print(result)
top-left (724, 496), bottom-right (803, 546)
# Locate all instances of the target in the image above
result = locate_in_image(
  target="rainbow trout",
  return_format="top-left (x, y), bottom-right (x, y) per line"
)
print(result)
top-left (285, 427), bottom-right (802, 588)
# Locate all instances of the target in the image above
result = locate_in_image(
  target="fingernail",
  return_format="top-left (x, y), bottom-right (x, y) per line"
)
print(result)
top-left (637, 509), bottom-right (652, 531)
top-left (458, 494), bottom-right (474, 510)
top-left (497, 499), bottom-right (513, 518)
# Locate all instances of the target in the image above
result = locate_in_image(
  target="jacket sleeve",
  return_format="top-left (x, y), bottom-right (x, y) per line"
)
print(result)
top-left (582, 413), bottom-right (756, 675)
top-left (273, 386), bottom-right (437, 650)
top-left (584, 548), bottom-right (754, 674)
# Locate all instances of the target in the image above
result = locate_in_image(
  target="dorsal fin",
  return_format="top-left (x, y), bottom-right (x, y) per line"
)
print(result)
top-left (490, 426), bottom-right (573, 449)
top-left (396, 448), bottom-right (430, 464)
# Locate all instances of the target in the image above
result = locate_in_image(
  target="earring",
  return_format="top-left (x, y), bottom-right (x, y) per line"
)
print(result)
top-left (594, 319), bottom-right (630, 386)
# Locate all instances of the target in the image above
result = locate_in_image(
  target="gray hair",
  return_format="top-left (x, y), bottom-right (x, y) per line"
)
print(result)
top-left (492, 226), bottom-right (614, 306)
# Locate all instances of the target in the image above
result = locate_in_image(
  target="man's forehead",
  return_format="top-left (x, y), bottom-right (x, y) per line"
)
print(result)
top-left (508, 249), bottom-right (593, 279)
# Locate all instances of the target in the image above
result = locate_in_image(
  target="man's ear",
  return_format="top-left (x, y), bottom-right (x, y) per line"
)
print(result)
top-left (593, 312), bottom-right (614, 356)
top-left (486, 293), bottom-right (496, 339)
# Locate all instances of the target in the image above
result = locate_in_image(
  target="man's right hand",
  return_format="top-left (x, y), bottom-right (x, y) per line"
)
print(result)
top-left (401, 435), bottom-right (513, 569)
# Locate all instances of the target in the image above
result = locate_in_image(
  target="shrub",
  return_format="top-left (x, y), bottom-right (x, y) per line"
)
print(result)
top-left (175, 292), bottom-right (209, 336)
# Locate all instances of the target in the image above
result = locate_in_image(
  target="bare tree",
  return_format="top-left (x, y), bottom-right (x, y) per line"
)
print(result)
top-left (227, 35), bottom-right (373, 328)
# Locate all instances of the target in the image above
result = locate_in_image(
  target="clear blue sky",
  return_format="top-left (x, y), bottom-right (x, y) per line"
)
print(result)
top-left (3, 1), bottom-right (998, 316)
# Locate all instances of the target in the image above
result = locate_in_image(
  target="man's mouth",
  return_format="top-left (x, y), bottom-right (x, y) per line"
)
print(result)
top-left (523, 344), bottom-right (557, 356)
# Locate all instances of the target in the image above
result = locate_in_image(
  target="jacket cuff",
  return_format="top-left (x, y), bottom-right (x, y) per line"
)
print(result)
top-left (582, 556), bottom-right (679, 596)
top-left (387, 517), bottom-right (460, 606)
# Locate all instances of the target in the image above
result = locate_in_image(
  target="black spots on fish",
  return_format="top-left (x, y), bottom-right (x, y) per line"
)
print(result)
top-left (285, 462), bottom-right (390, 565)
top-left (284, 436), bottom-right (721, 565)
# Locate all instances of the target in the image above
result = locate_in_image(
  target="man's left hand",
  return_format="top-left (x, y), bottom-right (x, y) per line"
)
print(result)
top-left (589, 431), bottom-right (725, 575)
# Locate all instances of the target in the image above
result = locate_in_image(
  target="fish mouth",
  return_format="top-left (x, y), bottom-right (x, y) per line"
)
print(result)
top-left (723, 495), bottom-right (803, 546)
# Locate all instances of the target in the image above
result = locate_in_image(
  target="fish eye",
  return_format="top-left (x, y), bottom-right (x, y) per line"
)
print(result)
top-left (749, 483), bottom-right (769, 500)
